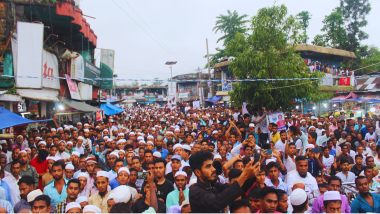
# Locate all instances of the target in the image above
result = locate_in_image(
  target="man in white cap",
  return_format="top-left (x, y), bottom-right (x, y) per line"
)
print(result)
top-left (166, 171), bottom-right (189, 211)
top-left (322, 191), bottom-right (342, 213)
top-left (290, 188), bottom-right (309, 213)
top-left (76, 196), bottom-right (88, 209)
top-left (88, 170), bottom-right (111, 213)
top-left (75, 136), bottom-right (85, 155)
top-left (53, 179), bottom-right (81, 213)
top-left (65, 163), bottom-right (75, 180)
top-left (56, 141), bottom-right (70, 160)
top-left (65, 202), bottom-right (81, 213)
top-left (83, 205), bottom-right (101, 214)
top-left (77, 173), bottom-right (88, 197)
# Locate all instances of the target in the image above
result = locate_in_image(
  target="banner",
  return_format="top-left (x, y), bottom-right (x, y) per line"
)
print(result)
top-left (339, 77), bottom-right (351, 86)
top-left (16, 22), bottom-right (44, 88)
top-left (266, 111), bottom-right (286, 131)
top-left (71, 55), bottom-right (101, 87)
top-left (41, 50), bottom-right (60, 89)
top-left (100, 49), bottom-right (114, 89)
top-left (66, 74), bottom-right (81, 100)
top-left (193, 101), bottom-right (200, 109)
top-left (222, 82), bottom-right (232, 91)
top-left (96, 110), bottom-right (103, 121)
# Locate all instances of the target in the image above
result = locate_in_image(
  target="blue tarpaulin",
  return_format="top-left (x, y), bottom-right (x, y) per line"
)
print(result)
top-left (204, 96), bottom-right (222, 103)
top-left (0, 107), bottom-right (52, 130)
top-left (101, 103), bottom-right (124, 115)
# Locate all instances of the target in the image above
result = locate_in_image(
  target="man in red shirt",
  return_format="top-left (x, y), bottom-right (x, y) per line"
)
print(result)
top-left (29, 149), bottom-right (49, 190)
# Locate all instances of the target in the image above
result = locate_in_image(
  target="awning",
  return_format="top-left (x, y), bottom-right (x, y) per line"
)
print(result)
top-left (61, 98), bottom-right (100, 112)
top-left (109, 99), bottom-right (127, 105)
top-left (0, 106), bottom-right (52, 130)
top-left (101, 103), bottom-right (124, 115)
top-left (17, 88), bottom-right (59, 102)
top-left (204, 96), bottom-right (222, 103)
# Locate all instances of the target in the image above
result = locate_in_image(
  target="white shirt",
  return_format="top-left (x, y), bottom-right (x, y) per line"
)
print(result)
top-left (275, 139), bottom-right (286, 154)
top-left (287, 171), bottom-right (318, 195)
top-left (257, 113), bottom-right (268, 133)
top-left (56, 151), bottom-right (70, 160)
top-left (75, 146), bottom-right (84, 155)
top-left (233, 112), bottom-right (240, 122)
top-left (3, 175), bottom-right (20, 205)
top-left (323, 155), bottom-right (334, 170)
top-left (284, 156), bottom-right (296, 173)
top-left (365, 132), bottom-right (376, 142)
top-left (165, 160), bottom-right (190, 174)
top-left (316, 128), bottom-right (324, 137)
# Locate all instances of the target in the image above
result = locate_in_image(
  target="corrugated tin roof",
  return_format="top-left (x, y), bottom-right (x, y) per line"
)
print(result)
top-left (294, 44), bottom-right (357, 58)
top-left (355, 77), bottom-right (380, 91)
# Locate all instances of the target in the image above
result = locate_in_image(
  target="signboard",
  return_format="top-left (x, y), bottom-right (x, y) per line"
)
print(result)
top-left (28, 100), bottom-right (39, 112)
top-left (100, 49), bottom-right (114, 89)
top-left (214, 71), bottom-right (221, 80)
top-left (222, 82), bottom-right (232, 91)
top-left (16, 22), bottom-right (44, 88)
top-left (78, 82), bottom-right (93, 100)
top-left (145, 95), bottom-right (156, 102)
top-left (96, 110), bottom-right (103, 121)
top-left (17, 102), bottom-right (26, 112)
top-left (178, 92), bottom-right (189, 98)
top-left (134, 92), bottom-right (145, 98)
top-left (321, 74), bottom-right (333, 86)
top-left (266, 111), bottom-right (286, 131)
top-left (42, 50), bottom-right (60, 89)
top-left (193, 101), bottom-right (200, 109)
top-left (66, 75), bottom-right (81, 100)
top-left (71, 55), bottom-right (101, 87)
top-left (303, 58), bottom-right (312, 64)
top-left (339, 77), bottom-right (351, 86)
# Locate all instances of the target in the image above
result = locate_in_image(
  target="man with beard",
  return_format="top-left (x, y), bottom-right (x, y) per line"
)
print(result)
top-left (0, 140), bottom-right (12, 163)
top-left (77, 173), bottom-right (88, 197)
top-left (3, 160), bottom-right (22, 205)
top-left (350, 176), bottom-right (380, 212)
top-left (18, 149), bottom-right (39, 189)
top-left (152, 136), bottom-right (169, 159)
top-left (286, 156), bottom-right (319, 198)
top-left (14, 175), bottom-right (35, 213)
top-left (88, 171), bottom-right (111, 213)
top-left (154, 158), bottom-right (174, 203)
top-left (53, 179), bottom-right (80, 213)
top-left (4, 147), bottom-right (20, 172)
top-left (166, 171), bottom-right (189, 211)
top-left (189, 151), bottom-right (260, 213)
top-left (43, 162), bottom-right (69, 211)
top-left (73, 154), bottom-right (87, 179)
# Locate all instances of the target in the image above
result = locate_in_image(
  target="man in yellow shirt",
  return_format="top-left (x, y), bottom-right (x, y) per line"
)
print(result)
top-left (271, 124), bottom-right (281, 144)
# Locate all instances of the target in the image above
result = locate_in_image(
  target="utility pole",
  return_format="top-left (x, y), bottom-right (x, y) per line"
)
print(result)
top-left (195, 67), bottom-right (203, 107)
top-left (206, 38), bottom-right (212, 97)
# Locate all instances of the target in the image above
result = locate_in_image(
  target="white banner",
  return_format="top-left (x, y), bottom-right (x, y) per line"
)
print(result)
top-left (193, 101), bottom-right (200, 109)
top-left (41, 50), bottom-right (60, 89)
top-left (71, 55), bottom-right (85, 81)
top-left (16, 22), bottom-right (44, 88)
top-left (66, 75), bottom-right (81, 100)
top-left (78, 82), bottom-right (93, 100)
top-left (100, 49), bottom-right (115, 71)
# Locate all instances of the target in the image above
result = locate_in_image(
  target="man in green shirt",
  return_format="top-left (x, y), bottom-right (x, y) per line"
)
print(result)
top-left (166, 171), bottom-right (189, 211)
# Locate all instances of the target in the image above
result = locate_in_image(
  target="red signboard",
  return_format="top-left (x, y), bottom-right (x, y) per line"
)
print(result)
top-left (339, 77), bottom-right (351, 86)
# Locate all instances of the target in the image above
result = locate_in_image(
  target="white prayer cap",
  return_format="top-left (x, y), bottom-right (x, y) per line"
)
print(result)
top-left (84, 123), bottom-right (89, 126)
top-left (104, 136), bottom-right (109, 140)
top-left (84, 129), bottom-right (89, 132)
top-left (266, 159), bottom-right (276, 165)
top-left (329, 116), bottom-right (334, 118)
top-left (311, 116), bottom-right (316, 119)
top-left (137, 136), bottom-right (144, 141)
top-left (108, 193), bottom-right (114, 201)
top-left (118, 133), bottom-right (124, 136)
top-left (113, 185), bottom-right (132, 203)
top-left (47, 156), bottom-right (58, 161)
top-left (130, 132), bottom-right (136, 135)
top-left (323, 191), bottom-right (341, 201)
top-left (19, 150), bottom-right (27, 155)
top-left (96, 170), bottom-right (109, 178)
top-left (147, 135), bottom-right (154, 139)
top-left (212, 130), bottom-right (218, 135)
top-left (66, 141), bottom-right (73, 145)
top-left (119, 149), bottom-right (125, 154)
top-left (153, 152), bottom-right (161, 158)
top-left (25, 148), bottom-right (31, 151)
top-left (173, 144), bottom-right (182, 151)
top-left (107, 138), bottom-right (113, 142)
top-left (300, 119), bottom-right (306, 123)
top-left (77, 122), bottom-right (82, 125)
top-left (0, 140), bottom-right (6, 144)
top-left (290, 188), bottom-right (308, 206)
top-left (57, 127), bottom-right (63, 131)
top-left (175, 171), bottom-right (187, 178)
top-left (86, 157), bottom-right (97, 163)
top-left (72, 151), bottom-right (80, 157)
top-left (147, 141), bottom-right (154, 146)
top-left (174, 128), bottom-right (180, 132)
top-left (69, 125), bottom-right (74, 128)
top-left (27, 189), bottom-right (43, 203)
top-left (38, 141), bottom-right (46, 146)
top-left (118, 167), bottom-right (130, 175)
top-left (103, 129), bottom-right (108, 132)
top-left (249, 123), bottom-right (255, 128)
top-left (317, 122), bottom-right (323, 126)
top-left (65, 164), bottom-right (74, 170)
top-left (76, 196), bottom-right (88, 203)
top-left (191, 132), bottom-right (196, 135)
top-left (139, 140), bottom-right (146, 145)
top-left (166, 131), bottom-right (174, 135)
top-left (306, 144), bottom-right (315, 150)
top-left (78, 136), bottom-right (84, 140)
top-left (51, 128), bottom-right (56, 132)
top-left (65, 202), bottom-right (81, 213)
top-left (83, 205), bottom-right (101, 213)
top-left (182, 144), bottom-right (191, 151)
top-left (308, 126), bottom-right (316, 130)
top-left (293, 179), bottom-right (305, 185)
top-left (78, 172), bottom-right (89, 180)
top-left (35, 137), bottom-right (41, 140)
top-left (110, 151), bottom-right (119, 158)
top-left (214, 154), bottom-right (221, 160)
top-left (181, 199), bottom-right (190, 209)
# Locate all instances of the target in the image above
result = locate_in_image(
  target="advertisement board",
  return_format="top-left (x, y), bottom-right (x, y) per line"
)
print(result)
top-left (66, 75), bottom-right (81, 100)
top-left (71, 55), bottom-right (101, 87)
top-left (100, 49), bottom-right (114, 89)
top-left (222, 82), bottom-right (232, 91)
top-left (41, 50), bottom-right (60, 89)
top-left (78, 82), bottom-right (93, 100)
top-left (16, 22), bottom-right (44, 88)
top-left (266, 111), bottom-right (286, 131)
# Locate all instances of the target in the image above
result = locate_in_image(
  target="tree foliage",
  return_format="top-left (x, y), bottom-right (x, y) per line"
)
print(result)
top-left (205, 10), bottom-right (249, 69)
top-left (151, 78), bottom-right (163, 86)
top-left (359, 46), bottom-right (380, 74)
top-left (297, 11), bottom-right (312, 43)
top-left (226, 5), bottom-right (327, 110)
top-left (132, 81), bottom-right (139, 86)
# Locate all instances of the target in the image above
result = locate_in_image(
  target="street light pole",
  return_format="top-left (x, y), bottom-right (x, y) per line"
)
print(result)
top-left (165, 61), bottom-right (178, 102)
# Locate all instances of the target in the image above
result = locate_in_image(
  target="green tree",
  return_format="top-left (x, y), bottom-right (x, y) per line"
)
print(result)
top-left (226, 4), bottom-right (327, 110)
top-left (132, 81), bottom-right (138, 86)
top-left (320, 7), bottom-right (347, 48)
top-left (340, 0), bottom-right (371, 55)
top-left (312, 34), bottom-right (328, 47)
top-left (151, 78), bottom-right (163, 86)
top-left (359, 46), bottom-right (380, 74)
top-left (205, 10), bottom-right (249, 69)
top-left (297, 11), bottom-right (312, 43)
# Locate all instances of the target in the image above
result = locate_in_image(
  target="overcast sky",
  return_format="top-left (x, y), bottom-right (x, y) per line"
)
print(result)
top-left (81, 0), bottom-right (380, 86)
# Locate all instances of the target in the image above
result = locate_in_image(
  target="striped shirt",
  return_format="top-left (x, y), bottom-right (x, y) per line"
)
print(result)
top-left (53, 199), bottom-right (67, 214)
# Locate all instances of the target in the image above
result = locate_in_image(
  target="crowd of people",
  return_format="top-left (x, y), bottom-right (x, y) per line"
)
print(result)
top-left (0, 103), bottom-right (379, 213)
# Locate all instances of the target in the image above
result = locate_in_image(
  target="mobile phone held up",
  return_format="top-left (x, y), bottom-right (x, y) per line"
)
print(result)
top-left (263, 149), bottom-right (272, 155)
top-left (138, 172), bottom-right (150, 180)
top-left (253, 149), bottom-right (261, 165)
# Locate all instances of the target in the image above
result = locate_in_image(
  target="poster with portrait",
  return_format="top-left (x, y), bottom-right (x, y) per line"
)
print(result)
top-left (266, 111), bottom-right (286, 131)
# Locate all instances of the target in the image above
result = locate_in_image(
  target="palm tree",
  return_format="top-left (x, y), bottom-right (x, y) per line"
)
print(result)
top-left (212, 10), bottom-right (249, 46)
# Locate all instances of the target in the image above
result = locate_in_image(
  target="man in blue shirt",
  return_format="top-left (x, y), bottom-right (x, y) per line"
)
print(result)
top-left (152, 137), bottom-right (169, 159)
top-left (166, 171), bottom-right (189, 212)
top-left (43, 162), bottom-right (68, 211)
top-left (350, 176), bottom-right (380, 213)
top-left (0, 177), bottom-right (13, 206)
